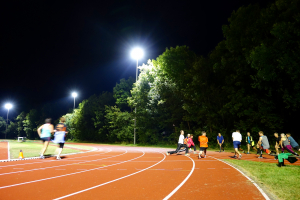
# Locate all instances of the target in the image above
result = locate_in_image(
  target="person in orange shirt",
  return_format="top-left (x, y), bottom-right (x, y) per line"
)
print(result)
top-left (198, 131), bottom-right (208, 159)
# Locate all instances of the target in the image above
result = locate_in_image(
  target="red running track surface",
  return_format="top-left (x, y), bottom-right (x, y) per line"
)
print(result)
top-left (0, 144), bottom-right (274, 200)
top-left (0, 142), bottom-right (8, 160)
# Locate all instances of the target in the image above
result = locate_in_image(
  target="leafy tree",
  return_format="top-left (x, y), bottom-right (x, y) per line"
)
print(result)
top-left (105, 105), bottom-right (133, 143)
top-left (113, 77), bottom-right (135, 111)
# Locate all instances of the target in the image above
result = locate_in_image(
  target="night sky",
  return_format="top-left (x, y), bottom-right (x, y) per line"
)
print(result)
top-left (0, 0), bottom-right (274, 118)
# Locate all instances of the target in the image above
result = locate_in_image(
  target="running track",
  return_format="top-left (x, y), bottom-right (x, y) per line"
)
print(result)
top-left (0, 144), bottom-right (273, 200)
top-left (0, 142), bottom-right (8, 160)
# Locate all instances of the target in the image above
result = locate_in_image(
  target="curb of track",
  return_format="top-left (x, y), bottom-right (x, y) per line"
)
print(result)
top-left (0, 146), bottom-right (98, 163)
top-left (209, 156), bottom-right (270, 200)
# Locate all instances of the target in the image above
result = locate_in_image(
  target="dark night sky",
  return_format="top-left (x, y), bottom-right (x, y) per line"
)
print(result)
top-left (0, 0), bottom-right (274, 118)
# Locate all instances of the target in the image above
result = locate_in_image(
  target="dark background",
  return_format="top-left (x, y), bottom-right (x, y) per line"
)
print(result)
top-left (0, 0), bottom-right (274, 118)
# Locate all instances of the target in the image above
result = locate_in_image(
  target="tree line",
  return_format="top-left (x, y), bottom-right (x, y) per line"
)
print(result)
top-left (2, 0), bottom-right (300, 145)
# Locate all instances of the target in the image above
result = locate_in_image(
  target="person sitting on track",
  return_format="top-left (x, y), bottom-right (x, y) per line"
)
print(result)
top-left (37, 118), bottom-right (54, 159)
top-left (166, 130), bottom-right (190, 156)
top-left (286, 133), bottom-right (300, 153)
top-left (232, 130), bottom-right (242, 159)
top-left (280, 133), bottom-right (299, 156)
top-left (198, 131), bottom-right (208, 159)
top-left (274, 132), bottom-right (281, 155)
top-left (245, 132), bottom-right (256, 154)
top-left (257, 131), bottom-right (271, 158)
top-left (188, 134), bottom-right (197, 154)
top-left (217, 133), bottom-right (224, 153)
top-left (52, 117), bottom-right (68, 160)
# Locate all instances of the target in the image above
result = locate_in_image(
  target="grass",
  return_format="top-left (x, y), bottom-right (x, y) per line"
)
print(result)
top-left (8, 140), bottom-right (87, 159)
top-left (224, 159), bottom-right (300, 200)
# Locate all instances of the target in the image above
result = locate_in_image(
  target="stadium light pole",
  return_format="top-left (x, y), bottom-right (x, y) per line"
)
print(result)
top-left (4, 103), bottom-right (13, 139)
top-left (72, 92), bottom-right (78, 111)
top-left (130, 47), bottom-right (144, 145)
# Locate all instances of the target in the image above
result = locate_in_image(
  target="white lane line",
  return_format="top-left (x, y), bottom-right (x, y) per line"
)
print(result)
top-left (0, 149), bottom-right (116, 175)
top-left (209, 156), bottom-right (270, 200)
top-left (163, 156), bottom-right (195, 200)
top-left (0, 146), bottom-right (101, 165)
top-left (53, 151), bottom-right (166, 200)
top-left (7, 142), bottom-right (10, 161)
top-left (0, 149), bottom-right (144, 189)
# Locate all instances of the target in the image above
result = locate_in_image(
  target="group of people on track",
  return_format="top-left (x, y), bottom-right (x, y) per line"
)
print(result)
top-left (166, 129), bottom-right (299, 159)
top-left (37, 117), bottom-right (68, 160)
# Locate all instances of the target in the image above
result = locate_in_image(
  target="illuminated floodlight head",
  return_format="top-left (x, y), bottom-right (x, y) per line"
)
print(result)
top-left (131, 47), bottom-right (144, 60)
top-left (4, 103), bottom-right (12, 110)
top-left (72, 92), bottom-right (78, 98)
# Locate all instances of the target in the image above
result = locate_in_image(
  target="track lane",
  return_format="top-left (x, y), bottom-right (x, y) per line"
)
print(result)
top-left (0, 150), bottom-right (165, 199)
top-left (57, 153), bottom-right (193, 200)
top-left (0, 149), bottom-right (129, 187)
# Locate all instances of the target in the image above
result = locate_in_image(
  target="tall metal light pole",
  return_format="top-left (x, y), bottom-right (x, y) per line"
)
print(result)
top-left (130, 47), bottom-right (144, 145)
top-left (72, 92), bottom-right (77, 111)
top-left (4, 103), bottom-right (12, 139)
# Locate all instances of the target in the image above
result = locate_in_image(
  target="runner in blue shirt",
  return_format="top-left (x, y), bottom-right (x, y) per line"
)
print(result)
top-left (286, 133), bottom-right (300, 152)
top-left (217, 133), bottom-right (224, 152)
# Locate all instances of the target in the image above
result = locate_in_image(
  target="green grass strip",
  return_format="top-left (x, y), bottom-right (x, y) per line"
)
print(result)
top-left (224, 159), bottom-right (300, 200)
top-left (8, 141), bottom-right (83, 159)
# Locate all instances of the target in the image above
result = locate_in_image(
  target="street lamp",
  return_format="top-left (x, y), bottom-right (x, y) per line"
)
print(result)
top-left (72, 92), bottom-right (77, 110)
top-left (130, 47), bottom-right (144, 145)
top-left (4, 103), bottom-right (13, 139)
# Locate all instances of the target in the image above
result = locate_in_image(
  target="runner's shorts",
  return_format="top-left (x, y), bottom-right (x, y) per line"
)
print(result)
top-left (233, 141), bottom-right (241, 149)
top-left (41, 137), bottom-right (50, 142)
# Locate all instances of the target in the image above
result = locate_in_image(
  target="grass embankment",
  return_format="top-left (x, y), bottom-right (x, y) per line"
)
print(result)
top-left (224, 159), bottom-right (300, 200)
top-left (9, 140), bottom-right (93, 159)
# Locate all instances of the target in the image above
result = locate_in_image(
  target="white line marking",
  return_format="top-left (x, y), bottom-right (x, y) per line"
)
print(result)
top-left (0, 149), bottom-right (143, 189)
top-left (7, 142), bottom-right (10, 161)
top-left (0, 149), bottom-right (115, 175)
top-left (209, 156), bottom-right (270, 200)
top-left (0, 146), bottom-right (99, 163)
top-left (53, 151), bottom-right (166, 200)
top-left (163, 156), bottom-right (195, 200)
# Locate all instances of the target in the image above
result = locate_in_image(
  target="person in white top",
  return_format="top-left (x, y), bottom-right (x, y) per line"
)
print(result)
top-left (232, 130), bottom-right (242, 159)
top-left (166, 130), bottom-right (189, 156)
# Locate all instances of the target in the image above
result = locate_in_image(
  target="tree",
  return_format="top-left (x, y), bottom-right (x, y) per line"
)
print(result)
top-left (113, 77), bottom-right (135, 111)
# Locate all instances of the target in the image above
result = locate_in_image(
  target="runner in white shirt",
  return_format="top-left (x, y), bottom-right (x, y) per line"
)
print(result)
top-left (166, 130), bottom-right (189, 156)
top-left (232, 130), bottom-right (242, 159)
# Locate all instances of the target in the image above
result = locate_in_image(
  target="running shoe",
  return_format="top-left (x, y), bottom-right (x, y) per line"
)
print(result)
top-left (258, 156), bottom-right (263, 159)
top-left (198, 154), bottom-right (201, 159)
top-left (56, 157), bottom-right (61, 160)
top-left (40, 155), bottom-right (45, 159)
top-left (204, 155), bottom-right (206, 158)
top-left (193, 151), bottom-right (197, 154)
top-left (246, 152), bottom-right (250, 154)
top-left (166, 152), bottom-right (170, 156)
top-left (239, 154), bottom-right (242, 159)
top-left (185, 154), bottom-right (190, 157)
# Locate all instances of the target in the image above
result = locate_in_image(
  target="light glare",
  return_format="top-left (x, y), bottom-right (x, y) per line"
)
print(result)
top-left (72, 92), bottom-right (78, 98)
top-left (131, 48), bottom-right (144, 60)
top-left (4, 103), bottom-right (12, 110)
